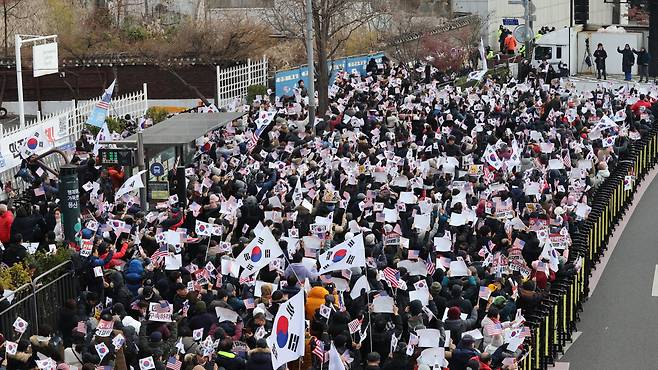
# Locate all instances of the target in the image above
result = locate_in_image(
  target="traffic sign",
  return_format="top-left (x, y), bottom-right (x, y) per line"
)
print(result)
top-left (503, 18), bottom-right (520, 26)
top-left (150, 162), bottom-right (165, 177)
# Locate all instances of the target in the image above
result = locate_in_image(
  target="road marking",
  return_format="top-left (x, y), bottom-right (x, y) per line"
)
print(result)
top-left (552, 362), bottom-right (570, 370)
top-left (652, 265), bottom-right (658, 296)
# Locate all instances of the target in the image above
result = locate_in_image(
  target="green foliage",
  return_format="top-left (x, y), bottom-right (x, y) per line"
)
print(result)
top-left (146, 106), bottom-right (169, 124)
top-left (25, 247), bottom-right (73, 279)
top-left (0, 263), bottom-right (32, 290)
top-left (247, 84), bottom-right (268, 104)
top-left (124, 24), bottom-right (149, 43)
top-left (105, 116), bottom-right (128, 133)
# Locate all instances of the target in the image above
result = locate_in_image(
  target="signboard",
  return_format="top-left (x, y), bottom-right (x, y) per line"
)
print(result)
top-left (0, 114), bottom-right (70, 172)
top-left (503, 18), bottom-right (520, 26)
top-left (148, 181), bottom-right (169, 201)
top-left (98, 148), bottom-right (134, 166)
top-left (275, 52), bottom-right (384, 97)
top-left (32, 42), bottom-right (58, 77)
top-left (148, 302), bottom-right (173, 322)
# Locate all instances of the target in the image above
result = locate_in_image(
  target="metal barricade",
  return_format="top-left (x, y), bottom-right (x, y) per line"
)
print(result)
top-left (0, 261), bottom-right (76, 338)
top-left (518, 126), bottom-right (658, 369)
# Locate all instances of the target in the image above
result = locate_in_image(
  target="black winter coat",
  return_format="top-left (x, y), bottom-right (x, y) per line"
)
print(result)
top-left (618, 47), bottom-right (635, 72)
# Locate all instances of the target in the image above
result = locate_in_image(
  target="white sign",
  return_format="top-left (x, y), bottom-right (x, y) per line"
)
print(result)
top-left (0, 113), bottom-right (69, 171)
top-left (32, 42), bottom-right (58, 77)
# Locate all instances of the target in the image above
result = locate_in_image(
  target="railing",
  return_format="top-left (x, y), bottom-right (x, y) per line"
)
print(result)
top-left (0, 84), bottom-right (149, 194)
top-left (0, 261), bottom-right (77, 338)
top-left (516, 125), bottom-right (658, 369)
top-left (216, 57), bottom-right (268, 109)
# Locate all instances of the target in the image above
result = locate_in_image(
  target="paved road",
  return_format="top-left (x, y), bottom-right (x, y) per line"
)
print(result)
top-left (560, 170), bottom-right (658, 369)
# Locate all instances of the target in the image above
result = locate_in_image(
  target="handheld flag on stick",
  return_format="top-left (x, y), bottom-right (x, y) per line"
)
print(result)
top-left (87, 79), bottom-right (116, 127)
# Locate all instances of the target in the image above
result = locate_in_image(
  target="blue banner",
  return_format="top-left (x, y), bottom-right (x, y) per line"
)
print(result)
top-left (275, 53), bottom-right (385, 97)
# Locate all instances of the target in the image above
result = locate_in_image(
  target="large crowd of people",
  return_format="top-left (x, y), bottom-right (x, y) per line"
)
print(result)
top-left (0, 54), bottom-right (656, 370)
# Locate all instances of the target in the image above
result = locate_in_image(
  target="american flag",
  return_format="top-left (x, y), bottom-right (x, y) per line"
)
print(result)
top-left (425, 258), bottom-right (436, 275)
top-left (245, 130), bottom-right (259, 151)
top-left (383, 267), bottom-right (401, 288)
top-left (348, 318), bottom-right (362, 334)
top-left (485, 322), bottom-right (503, 336)
top-left (312, 337), bottom-right (325, 362)
top-left (563, 151), bottom-right (572, 168)
top-left (337, 292), bottom-right (346, 312)
top-left (512, 238), bottom-right (525, 250)
top-left (151, 245), bottom-right (169, 262)
top-left (244, 298), bottom-right (255, 309)
top-left (408, 250), bottom-right (420, 259)
top-left (166, 356), bottom-right (182, 370)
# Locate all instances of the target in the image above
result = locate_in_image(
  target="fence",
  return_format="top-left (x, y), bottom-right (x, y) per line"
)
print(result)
top-left (0, 83), bottom-right (149, 194)
top-left (0, 261), bottom-right (78, 338)
top-left (515, 125), bottom-right (658, 369)
top-left (216, 57), bottom-right (268, 109)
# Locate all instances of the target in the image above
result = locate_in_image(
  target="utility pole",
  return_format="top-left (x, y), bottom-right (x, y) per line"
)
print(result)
top-left (305, 0), bottom-right (316, 128)
top-left (523, 0), bottom-right (534, 61)
top-left (650, 1), bottom-right (658, 78)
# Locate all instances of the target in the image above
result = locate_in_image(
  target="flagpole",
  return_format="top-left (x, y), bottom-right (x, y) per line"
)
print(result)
top-left (365, 279), bottom-right (373, 352)
top-left (203, 235), bottom-right (212, 263)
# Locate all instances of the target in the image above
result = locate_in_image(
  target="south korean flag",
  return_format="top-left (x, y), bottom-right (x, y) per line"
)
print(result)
top-left (237, 226), bottom-right (284, 278)
top-left (317, 233), bottom-right (366, 274)
top-left (267, 291), bottom-right (305, 369)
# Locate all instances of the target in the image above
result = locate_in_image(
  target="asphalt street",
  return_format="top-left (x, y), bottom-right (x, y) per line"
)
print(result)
top-left (560, 169), bottom-right (658, 369)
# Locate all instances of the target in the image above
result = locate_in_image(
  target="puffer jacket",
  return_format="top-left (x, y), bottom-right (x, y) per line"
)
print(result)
top-left (124, 259), bottom-right (145, 297)
top-left (305, 286), bottom-right (329, 318)
top-left (246, 347), bottom-right (274, 370)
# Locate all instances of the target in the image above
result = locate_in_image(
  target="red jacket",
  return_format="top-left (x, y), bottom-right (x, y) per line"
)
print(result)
top-left (0, 210), bottom-right (14, 243)
top-left (631, 99), bottom-right (651, 115)
top-left (100, 242), bottom-right (129, 269)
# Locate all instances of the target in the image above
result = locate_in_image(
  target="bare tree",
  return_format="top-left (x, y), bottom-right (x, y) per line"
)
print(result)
top-left (267, 0), bottom-right (387, 116)
top-left (1, 0), bottom-right (26, 55)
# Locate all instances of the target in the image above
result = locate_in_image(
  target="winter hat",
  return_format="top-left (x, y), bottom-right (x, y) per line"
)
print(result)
top-left (461, 334), bottom-right (475, 345)
top-left (194, 301), bottom-right (207, 314)
top-left (492, 296), bottom-right (507, 308)
top-left (81, 228), bottom-right (94, 239)
top-left (430, 282), bottom-right (442, 295)
top-left (447, 306), bottom-right (462, 320)
top-left (409, 300), bottom-right (423, 316)
top-left (149, 330), bottom-right (162, 342)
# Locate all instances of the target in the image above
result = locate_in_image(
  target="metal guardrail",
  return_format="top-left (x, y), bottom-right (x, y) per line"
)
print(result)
top-left (0, 261), bottom-right (77, 338)
top-left (516, 125), bottom-right (658, 369)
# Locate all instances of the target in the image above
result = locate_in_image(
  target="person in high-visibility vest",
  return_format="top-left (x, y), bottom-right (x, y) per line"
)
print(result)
top-left (504, 33), bottom-right (518, 55)
top-left (519, 44), bottom-right (526, 57)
